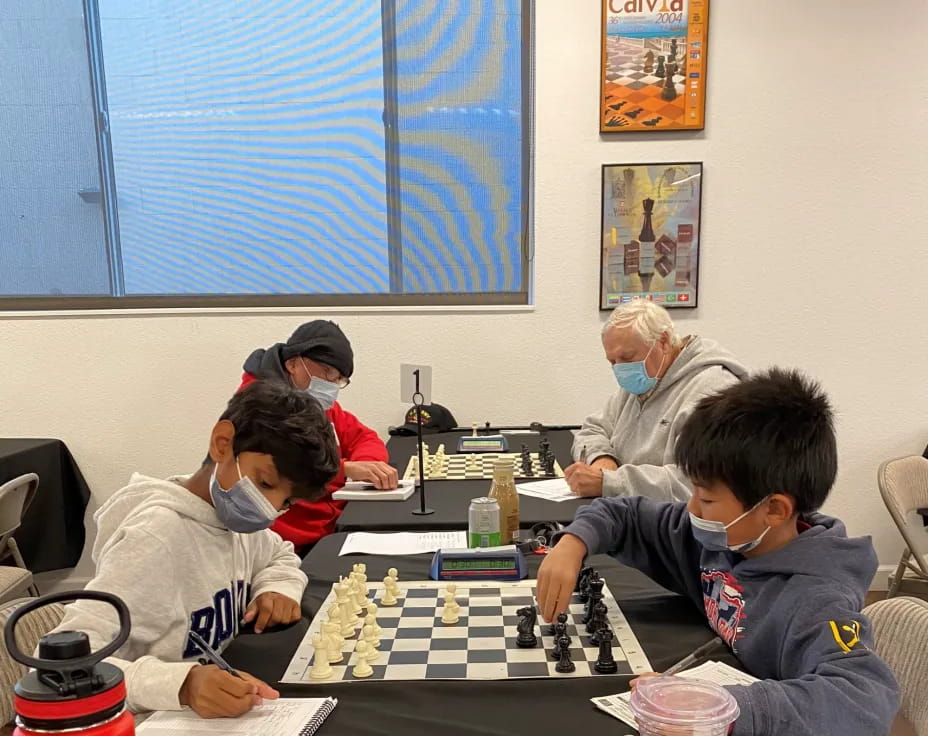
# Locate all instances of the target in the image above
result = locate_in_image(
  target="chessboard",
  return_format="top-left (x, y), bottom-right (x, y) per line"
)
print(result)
top-left (602, 37), bottom-right (688, 130)
top-left (402, 452), bottom-right (564, 482)
top-left (282, 575), bottom-right (652, 684)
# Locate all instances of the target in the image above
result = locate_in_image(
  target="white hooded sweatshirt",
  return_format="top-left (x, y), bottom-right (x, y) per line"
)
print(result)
top-left (50, 473), bottom-right (307, 714)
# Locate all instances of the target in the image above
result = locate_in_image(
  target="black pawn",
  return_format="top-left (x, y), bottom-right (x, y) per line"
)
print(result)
top-left (590, 623), bottom-right (611, 646)
top-left (555, 635), bottom-right (575, 673)
top-left (655, 55), bottom-right (666, 78)
top-left (594, 628), bottom-right (618, 674)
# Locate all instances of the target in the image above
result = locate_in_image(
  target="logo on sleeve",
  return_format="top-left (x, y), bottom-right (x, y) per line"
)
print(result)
top-left (829, 620), bottom-right (862, 653)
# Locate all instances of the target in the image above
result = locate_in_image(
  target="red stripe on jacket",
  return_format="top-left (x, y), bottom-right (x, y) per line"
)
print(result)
top-left (237, 372), bottom-right (389, 546)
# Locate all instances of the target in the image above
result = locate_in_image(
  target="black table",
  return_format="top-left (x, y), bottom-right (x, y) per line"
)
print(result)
top-left (0, 438), bottom-right (91, 573)
top-left (335, 430), bottom-right (593, 533)
top-left (224, 532), bottom-right (723, 736)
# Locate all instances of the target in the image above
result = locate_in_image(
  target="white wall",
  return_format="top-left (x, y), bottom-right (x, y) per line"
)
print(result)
top-left (4, 0), bottom-right (928, 581)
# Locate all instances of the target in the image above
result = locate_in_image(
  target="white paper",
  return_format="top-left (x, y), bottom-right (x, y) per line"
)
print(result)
top-left (516, 478), bottom-right (578, 502)
top-left (136, 698), bottom-right (335, 735)
top-left (338, 531), bottom-right (467, 556)
top-left (591, 661), bottom-right (759, 729)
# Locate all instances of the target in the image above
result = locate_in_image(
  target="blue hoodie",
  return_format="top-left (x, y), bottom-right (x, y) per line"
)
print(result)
top-left (564, 497), bottom-right (900, 736)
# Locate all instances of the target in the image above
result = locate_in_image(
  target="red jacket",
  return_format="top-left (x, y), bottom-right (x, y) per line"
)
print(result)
top-left (237, 372), bottom-right (389, 547)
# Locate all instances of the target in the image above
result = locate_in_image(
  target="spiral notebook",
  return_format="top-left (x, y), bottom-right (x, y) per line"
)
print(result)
top-left (136, 697), bottom-right (337, 735)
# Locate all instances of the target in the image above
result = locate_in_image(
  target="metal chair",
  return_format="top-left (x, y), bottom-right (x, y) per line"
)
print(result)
top-left (863, 596), bottom-right (928, 735)
top-left (878, 457), bottom-right (928, 598)
top-left (0, 474), bottom-right (40, 598)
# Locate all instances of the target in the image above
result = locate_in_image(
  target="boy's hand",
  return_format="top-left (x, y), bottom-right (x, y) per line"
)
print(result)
top-left (243, 592), bottom-right (301, 633)
top-left (344, 461), bottom-right (399, 489)
top-left (179, 664), bottom-right (278, 718)
top-left (536, 534), bottom-right (588, 622)
top-left (564, 463), bottom-right (605, 497)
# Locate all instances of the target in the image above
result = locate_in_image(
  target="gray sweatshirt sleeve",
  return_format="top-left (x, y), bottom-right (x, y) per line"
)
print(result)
top-left (51, 528), bottom-right (195, 713)
top-left (250, 531), bottom-right (308, 605)
top-left (563, 496), bottom-right (703, 603)
top-left (572, 393), bottom-right (622, 462)
top-left (727, 597), bottom-right (899, 736)
top-left (601, 462), bottom-right (693, 501)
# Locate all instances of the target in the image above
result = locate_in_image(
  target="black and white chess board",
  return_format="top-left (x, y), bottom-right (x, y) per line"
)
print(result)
top-left (402, 453), bottom-right (565, 481)
top-left (282, 579), bottom-right (651, 684)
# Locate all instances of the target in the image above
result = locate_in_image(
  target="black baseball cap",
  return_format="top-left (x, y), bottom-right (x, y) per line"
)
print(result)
top-left (400, 404), bottom-right (458, 434)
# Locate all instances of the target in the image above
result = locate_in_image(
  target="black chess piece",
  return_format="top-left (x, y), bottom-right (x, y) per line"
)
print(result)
top-left (670, 38), bottom-right (678, 62)
top-left (515, 605), bottom-right (538, 648)
top-left (608, 101), bottom-right (628, 111)
top-left (520, 445), bottom-right (533, 476)
top-left (642, 117), bottom-right (662, 127)
top-left (586, 601), bottom-right (607, 635)
top-left (594, 628), bottom-right (618, 674)
top-left (655, 54), bottom-right (666, 78)
top-left (590, 623), bottom-right (612, 646)
top-left (554, 635), bottom-right (575, 673)
top-left (661, 63), bottom-right (678, 101)
top-left (625, 107), bottom-right (644, 119)
top-left (577, 566), bottom-right (594, 599)
top-left (643, 50), bottom-right (654, 74)
top-left (549, 613), bottom-right (571, 659)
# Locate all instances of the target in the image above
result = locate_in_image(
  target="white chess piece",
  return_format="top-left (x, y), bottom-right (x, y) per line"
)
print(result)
top-left (360, 624), bottom-right (380, 660)
top-left (348, 573), bottom-right (364, 615)
top-left (352, 641), bottom-right (374, 678)
top-left (472, 422), bottom-right (478, 437)
top-left (309, 633), bottom-right (333, 679)
top-left (357, 570), bottom-right (369, 598)
top-left (381, 575), bottom-right (397, 606)
top-left (441, 591), bottom-right (460, 625)
top-left (322, 620), bottom-right (344, 663)
top-left (366, 602), bottom-right (383, 635)
top-left (335, 583), bottom-right (356, 636)
top-left (358, 562), bottom-right (366, 575)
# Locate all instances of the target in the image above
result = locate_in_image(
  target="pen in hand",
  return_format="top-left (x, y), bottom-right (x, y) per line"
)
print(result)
top-left (662, 636), bottom-right (725, 676)
top-left (188, 631), bottom-right (244, 680)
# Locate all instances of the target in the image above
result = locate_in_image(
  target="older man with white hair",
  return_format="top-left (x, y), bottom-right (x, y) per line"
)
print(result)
top-left (567, 300), bottom-right (747, 501)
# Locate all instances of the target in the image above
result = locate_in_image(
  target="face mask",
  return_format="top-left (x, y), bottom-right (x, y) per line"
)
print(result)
top-left (612, 341), bottom-right (664, 395)
top-left (689, 497), bottom-right (771, 553)
top-left (210, 460), bottom-right (284, 533)
top-left (299, 358), bottom-right (339, 410)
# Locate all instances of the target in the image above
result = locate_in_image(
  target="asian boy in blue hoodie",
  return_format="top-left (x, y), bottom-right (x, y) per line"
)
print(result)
top-left (537, 368), bottom-right (899, 736)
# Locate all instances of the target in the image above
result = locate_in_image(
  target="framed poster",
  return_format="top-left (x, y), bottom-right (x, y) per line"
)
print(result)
top-left (600, 162), bottom-right (702, 310)
top-left (600, 0), bottom-right (709, 132)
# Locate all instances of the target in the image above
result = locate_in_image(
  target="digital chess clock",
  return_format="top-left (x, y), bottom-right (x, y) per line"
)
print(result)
top-left (457, 434), bottom-right (509, 453)
top-left (429, 545), bottom-right (528, 582)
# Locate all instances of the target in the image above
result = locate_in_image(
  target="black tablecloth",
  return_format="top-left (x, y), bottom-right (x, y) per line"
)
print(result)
top-left (335, 430), bottom-right (592, 532)
top-left (224, 532), bottom-right (724, 736)
top-left (0, 438), bottom-right (91, 573)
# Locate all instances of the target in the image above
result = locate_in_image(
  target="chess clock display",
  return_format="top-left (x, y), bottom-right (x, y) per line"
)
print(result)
top-left (429, 545), bottom-right (528, 581)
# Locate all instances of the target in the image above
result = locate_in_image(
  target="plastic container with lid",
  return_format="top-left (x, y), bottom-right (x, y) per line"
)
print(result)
top-left (630, 676), bottom-right (740, 735)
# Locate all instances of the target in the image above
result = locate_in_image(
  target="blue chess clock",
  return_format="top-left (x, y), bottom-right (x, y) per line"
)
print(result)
top-left (429, 545), bottom-right (527, 581)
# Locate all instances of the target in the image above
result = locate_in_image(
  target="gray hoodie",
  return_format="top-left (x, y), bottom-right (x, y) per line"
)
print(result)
top-left (49, 474), bottom-right (307, 714)
top-left (573, 336), bottom-right (747, 500)
top-left (565, 497), bottom-right (900, 736)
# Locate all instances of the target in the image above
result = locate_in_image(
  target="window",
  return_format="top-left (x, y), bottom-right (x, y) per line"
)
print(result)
top-left (0, 0), bottom-right (532, 309)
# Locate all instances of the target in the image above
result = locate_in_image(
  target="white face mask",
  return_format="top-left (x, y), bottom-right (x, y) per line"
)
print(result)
top-left (689, 496), bottom-right (771, 553)
top-left (209, 459), bottom-right (285, 533)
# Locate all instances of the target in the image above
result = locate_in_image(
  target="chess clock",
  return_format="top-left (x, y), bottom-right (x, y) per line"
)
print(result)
top-left (429, 545), bottom-right (527, 582)
top-left (457, 434), bottom-right (508, 453)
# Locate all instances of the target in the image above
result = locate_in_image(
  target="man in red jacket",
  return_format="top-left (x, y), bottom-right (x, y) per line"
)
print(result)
top-left (237, 320), bottom-right (397, 549)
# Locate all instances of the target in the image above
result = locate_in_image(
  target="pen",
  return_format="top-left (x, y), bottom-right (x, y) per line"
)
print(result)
top-left (188, 631), bottom-right (244, 680)
top-left (662, 636), bottom-right (725, 676)
top-left (580, 445), bottom-right (588, 464)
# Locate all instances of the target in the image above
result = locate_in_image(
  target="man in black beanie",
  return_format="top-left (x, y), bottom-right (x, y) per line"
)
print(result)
top-left (237, 320), bottom-right (396, 548)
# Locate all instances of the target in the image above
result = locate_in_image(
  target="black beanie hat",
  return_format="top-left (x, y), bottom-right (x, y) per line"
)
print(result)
top-left (281, 320), bottom-right (354, 378)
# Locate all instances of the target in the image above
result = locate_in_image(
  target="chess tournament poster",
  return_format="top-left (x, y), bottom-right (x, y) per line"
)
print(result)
top-left (600, 0), bottom-right (709, 132)
top-left (600, 162), bottom-right (702, 310)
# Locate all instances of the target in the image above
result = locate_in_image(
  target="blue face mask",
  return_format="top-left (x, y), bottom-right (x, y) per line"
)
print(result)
top-left (688, 497), bottom-right (771, 553)
top-left (209, 460), bottom-right (284, 533)
top-left (299, 359), bottom-right (340, 411)
top-left (612, 341), bottom-right (663, 395)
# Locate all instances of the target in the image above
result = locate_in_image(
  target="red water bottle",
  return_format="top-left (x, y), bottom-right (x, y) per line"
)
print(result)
top-left (5, 591), bottom-right (134, 736)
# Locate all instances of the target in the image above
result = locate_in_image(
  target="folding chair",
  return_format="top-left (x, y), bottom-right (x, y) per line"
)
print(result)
top-left (0, 474), bottom-right (40, 597)
top-left (863, 596), bottom-right (928, 735)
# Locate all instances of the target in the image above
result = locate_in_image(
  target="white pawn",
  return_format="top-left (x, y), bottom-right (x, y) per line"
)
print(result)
top-left (322, 620), bottom-right (344, 664)
top-left (358, 562), bottom-right (366, 575)
top-left (359, 625), bottom-right (380, 661)
top-left (381, 577), bottom-right (397, 606)
top-left (365, 607), bottom-right (382, 637)
top-left (363, 622), bottom-right (381, 650)
top-left (441, 591), bottom-right (460, 625)
top-left (352, 641), bottom-right (374, 678)
top-left (309, 633), bottom-right (333, 680)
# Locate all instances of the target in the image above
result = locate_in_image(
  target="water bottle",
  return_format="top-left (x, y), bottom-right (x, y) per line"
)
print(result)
top-left (5, 591), bottom-right (134, 736)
